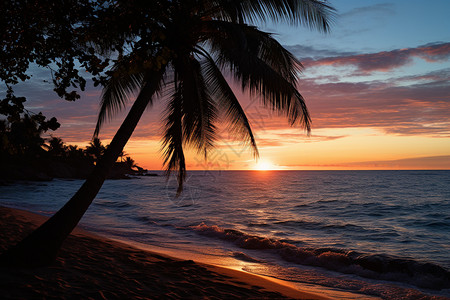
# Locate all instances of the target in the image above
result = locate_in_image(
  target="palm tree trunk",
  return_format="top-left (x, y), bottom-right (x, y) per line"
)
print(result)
top-left (0, 70), bottom-right (164, 267)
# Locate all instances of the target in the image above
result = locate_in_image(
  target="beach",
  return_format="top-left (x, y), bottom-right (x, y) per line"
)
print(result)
top-left (0, 206), bottom-right (328, 299)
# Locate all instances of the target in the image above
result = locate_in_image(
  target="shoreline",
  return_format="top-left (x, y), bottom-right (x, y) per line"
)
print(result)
top-left (0, 205), bottom-right (329, 299)
top-left (1, 172), bottom-right (449, 299)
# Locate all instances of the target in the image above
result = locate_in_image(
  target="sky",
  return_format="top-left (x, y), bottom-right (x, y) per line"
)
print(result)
top-left (12, 0), bottom-right (450, 170)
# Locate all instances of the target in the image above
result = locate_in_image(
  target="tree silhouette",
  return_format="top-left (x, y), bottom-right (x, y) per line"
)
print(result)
top-left (67, 145), bottom-right (85, 160)
top-left (85, 137), bottom-right (106, 163)
top-left (1, 0), bottom-right (335, 266)
top-left (2, 114), bottom-right (49, 158)
top-left (1, 89), bottom-right (60, 161)
top-left (124, 156), bottom-right (136, 170)
top-left (45, 137), bottom-right (67, 158)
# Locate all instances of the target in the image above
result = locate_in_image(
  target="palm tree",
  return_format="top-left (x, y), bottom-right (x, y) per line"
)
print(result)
top-left (46, 137), bottom-right (67, 158)
top-left (1, 0), bottom-right (334, 267)
top-left (85, 137), bottom-right (106, 163)
top-left (124, 156), bottom-right (136, 170)
top-left (118, 150), bottom-right (127, 162)
top-left (67, 145), bottom-right (85, 160)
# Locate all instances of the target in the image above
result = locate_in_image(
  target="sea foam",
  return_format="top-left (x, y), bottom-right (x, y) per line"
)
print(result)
top-left (192, 222), bottom-right (450, 290)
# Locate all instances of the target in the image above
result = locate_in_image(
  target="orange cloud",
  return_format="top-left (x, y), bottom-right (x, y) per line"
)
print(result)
top-left (303, 43), bottom-right (450, 74)
top-left (288, 155), bottom-right (450, 170)
top-left (297, 69), bottom-right (450, 136)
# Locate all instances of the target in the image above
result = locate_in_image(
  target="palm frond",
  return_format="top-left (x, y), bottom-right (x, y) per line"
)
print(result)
top-left (206, 21), bottom-right (311, 131)
top-left (162, 55), bottom-right (217, 194)
top-left (197, 47), bottom-right (259, 157)
top-left (176, 55), bottom-right (217, 157)
top-left (162, 87), bottom-right (186, 196)
top-left (206, 21), bottom-right (301, 79)
top-left (212, 0), bottom-right (335, 32)
top-left (94, 59), bottom-right (145, 137)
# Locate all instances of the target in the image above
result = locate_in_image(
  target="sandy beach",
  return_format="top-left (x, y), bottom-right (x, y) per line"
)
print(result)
top-left (0, 206), bottom-right (328, 299)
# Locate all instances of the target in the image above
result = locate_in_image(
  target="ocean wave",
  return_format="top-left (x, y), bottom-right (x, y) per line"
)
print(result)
top-left (406, 219), bottom-right (450, 229)
top-left (274, 219), bottom-right (371, 234)
top-left (232, 252), bottom-right (262, 263)
top-left (316, 199), bottom-right (340, 204)
top-left (248, 222), bottom-right (270, 227)
top-left (191, 223), bottom-right (450, 290)
top-left (94, 200), bottom-right (133, 208)
top-left (134, 216), bottom-right (157, 225)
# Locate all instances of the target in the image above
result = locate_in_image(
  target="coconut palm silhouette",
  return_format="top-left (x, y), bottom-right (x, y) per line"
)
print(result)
top-left (1, 0), bottom-right (334, 266)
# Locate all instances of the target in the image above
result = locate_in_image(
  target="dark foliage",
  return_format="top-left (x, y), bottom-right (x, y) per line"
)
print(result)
top-left (0, 0), bottom-right (335, 267)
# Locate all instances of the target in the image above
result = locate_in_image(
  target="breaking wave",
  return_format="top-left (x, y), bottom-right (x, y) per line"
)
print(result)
top-left (192, 223), bottom-right (450, 290)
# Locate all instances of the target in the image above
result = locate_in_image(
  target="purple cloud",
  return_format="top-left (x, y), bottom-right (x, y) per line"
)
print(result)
top-left (303, 43), bottom-right (450, 73)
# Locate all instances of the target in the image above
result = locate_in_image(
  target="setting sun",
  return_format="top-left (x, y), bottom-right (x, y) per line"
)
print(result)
top-left (254, 159), bottom-right (276, 171)
top-left (2, 1), bottom-right (449, 299)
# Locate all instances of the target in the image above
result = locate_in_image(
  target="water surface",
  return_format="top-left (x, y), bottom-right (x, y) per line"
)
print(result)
top-left (1, 170), bottom-right (449, 298)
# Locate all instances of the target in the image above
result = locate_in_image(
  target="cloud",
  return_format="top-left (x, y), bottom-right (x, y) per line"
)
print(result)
top-left (284, 45), bottom-right (357, 60)
top-left (8, 43), bottom-right (450, 152)
top-left (286, 155), bottom-right (450, 170)
top-left (242, 132), bottom-right (346, 148)
top-left (339, 155), bottom-right (450, 169)
top-left (297, 72), bottom-right (450, 136)
top-left (200, 65), bottom-right (450, 139)
top-left (395, 68), bottom-right (450, 83)
top-left (339, 3), bottom-right (396, 19)
top-left (303, 43), bottom-right (450, 74)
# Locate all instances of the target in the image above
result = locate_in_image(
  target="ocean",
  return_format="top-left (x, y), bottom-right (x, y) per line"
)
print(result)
top-left (1, 170), bottom-right (449, 299)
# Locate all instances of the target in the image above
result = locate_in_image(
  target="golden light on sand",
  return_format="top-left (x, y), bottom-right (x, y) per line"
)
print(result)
top-left (254, 159), bottom-right (276, 171)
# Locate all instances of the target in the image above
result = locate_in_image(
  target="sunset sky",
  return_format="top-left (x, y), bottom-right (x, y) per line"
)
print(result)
top-left (16, 0), bottom-right (450, 170)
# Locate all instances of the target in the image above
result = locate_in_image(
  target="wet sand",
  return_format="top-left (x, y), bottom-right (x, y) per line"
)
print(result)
top-left (0, 206), bottom-right (328, 299)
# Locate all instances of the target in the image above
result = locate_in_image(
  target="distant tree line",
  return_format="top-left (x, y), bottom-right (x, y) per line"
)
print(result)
top-left (0, 96), bottom-right (143, 182)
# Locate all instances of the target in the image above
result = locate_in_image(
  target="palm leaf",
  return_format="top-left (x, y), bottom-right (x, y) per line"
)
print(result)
top-left (211, 0), bottom-right (335, 32)
top-left (206, 21), bottom-right (311, 130)
top-left (176, 55), bottom-right (217, 157)
top-left (94, 58), bottom-right (145, 137)
top-left (197, 47), bottom-right (259, 157)
top-left (162, 85), bottom-right (186, 196)
top-left (162, 55), bottom-right (217, 194)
